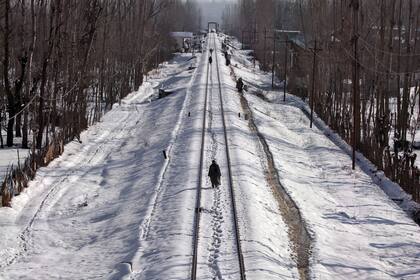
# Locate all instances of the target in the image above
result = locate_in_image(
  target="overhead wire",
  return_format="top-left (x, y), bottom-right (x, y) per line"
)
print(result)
top-left (304, 3), bottom-right (420, 77)
top-left (358, 35), bottom-right (420, 57)
top-left (41, 77), bottom-right (82, 101)
top-left (2, 93), bottom-right (39, 124)
top-left (342, 46), bottom-right (420, 76)
top-left (2, 77), bottom-right (82, 124)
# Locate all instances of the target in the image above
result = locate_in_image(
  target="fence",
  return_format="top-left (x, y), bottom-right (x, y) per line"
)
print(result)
top-left (1, 134), bottom-right (64, 207)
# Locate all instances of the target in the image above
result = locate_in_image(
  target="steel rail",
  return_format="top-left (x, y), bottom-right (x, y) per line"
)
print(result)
top-left (191, 34), bottom-right (246, 280)
top-left (191, 40), bottom-right (210, 280)
top-left (213, 35), bottom-right (247, 280)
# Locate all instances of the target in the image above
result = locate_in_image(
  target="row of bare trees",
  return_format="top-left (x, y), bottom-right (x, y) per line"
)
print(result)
top-left (224, 0), bottom-right (420, 205)
top-left (0, 0), bottom-right (200, 205)
top-left (0, 0), bottom-right (200, 149)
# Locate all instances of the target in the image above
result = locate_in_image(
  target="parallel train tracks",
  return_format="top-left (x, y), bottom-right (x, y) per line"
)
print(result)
top-left (191, 34), bottom-right (246, 280)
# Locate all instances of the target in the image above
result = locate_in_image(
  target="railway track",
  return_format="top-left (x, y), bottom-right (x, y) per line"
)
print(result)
top-left (191, 34), bottom-right (246, 280)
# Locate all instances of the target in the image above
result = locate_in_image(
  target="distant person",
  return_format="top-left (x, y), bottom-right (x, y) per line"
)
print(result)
top-left (209, 56), bottom-right (213, 64)
top-left (236, 77), bottom-right (244, 93)
top-left (208, 160), bottom-right (221, 188)
top-left (225, 53), bottom-right (231, 66)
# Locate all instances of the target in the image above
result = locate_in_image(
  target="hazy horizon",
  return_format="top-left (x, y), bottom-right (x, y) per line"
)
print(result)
top-left (195, 0), bottom-right (233, 29)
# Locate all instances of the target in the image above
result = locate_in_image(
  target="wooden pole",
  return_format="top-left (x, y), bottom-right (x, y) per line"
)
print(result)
top-left (272, 33), bottom-right (276, 89)
top-left (352, 0), bottom-right (360, 170)
top-left (263, 28), bottom-right (267, 67)
top-left (283, 40), bottom-right (288, 102)
top-left (310, 39), bottom-right (318, 128)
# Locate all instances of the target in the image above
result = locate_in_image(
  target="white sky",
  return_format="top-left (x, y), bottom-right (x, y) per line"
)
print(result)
top-left (195, 0), bottom-right (232, 27)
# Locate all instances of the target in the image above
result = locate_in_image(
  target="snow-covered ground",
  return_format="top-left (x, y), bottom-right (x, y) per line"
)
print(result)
top-left (129, 34), bottom-right (299, 279)
top-left (0, 136), bottom-right (30, 182)
top-left (0, 52), bottom-right (201, 279)
top-left (217, 36), bottom-right (302, 279)
top-left (195, 35), bottom-right (298, 279)
top-left (0, 33), bottom-right (419, 280)
top-left (227, 35), bottom-right (420, 279)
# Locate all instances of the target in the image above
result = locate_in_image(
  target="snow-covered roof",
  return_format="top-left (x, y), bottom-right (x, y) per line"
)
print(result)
top-left (288, 33), bottom-right (306, 49)
top-left (272, 30), bottom-right (306, 49)
top-left (274, 29), bottom-right (301, 34)
top-left (170, 32), bottom-right (194, 38)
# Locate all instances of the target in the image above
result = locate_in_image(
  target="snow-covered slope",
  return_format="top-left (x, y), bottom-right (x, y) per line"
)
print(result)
top-left (0, 34), bottom-right (419, 280)
top-left (227, 35), bottom-right (420, 279)
top-left (0, 53), bottom-right (200, 279)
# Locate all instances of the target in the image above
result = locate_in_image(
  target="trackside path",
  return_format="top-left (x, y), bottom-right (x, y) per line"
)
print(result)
top-left (214, 35), bottom-right (300, 279)
top-left (128, 44), bottom-right (210, 279)
top-left (228, 34), bottom-right (420, 280)
top-left (0, 53), bottom-right (201, 280)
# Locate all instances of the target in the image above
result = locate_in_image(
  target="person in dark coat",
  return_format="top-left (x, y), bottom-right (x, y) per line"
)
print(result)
top-left (209, 56), bottom-right (213, 64)
top-left (236, 77), bottom-right (244, 93)
top-left (208, 160), bottom-right (221, 188)
top-left (225, 53), bottom-right (231, 66)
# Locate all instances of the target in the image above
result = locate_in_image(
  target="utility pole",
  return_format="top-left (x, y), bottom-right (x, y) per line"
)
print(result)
top-left (263, 28), bottom-right (267, 67)
top-left (271, 32), bottom-right (276, 89)
top-left (155, 45), bottom-right (160, 69)
top-left (241, 30), bottom-right (256, 50)
top-left (351, 0), bottom-right (360, 170)
top-left (253, 19), bottom-right (257, 45)
top-left (309, 39), bottom-right (322, 128)
top-left (283, 40), bottom-right (289, 102)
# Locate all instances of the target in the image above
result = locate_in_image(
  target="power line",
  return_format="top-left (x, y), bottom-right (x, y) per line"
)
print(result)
top-left (2, 93), bottom-right (39, 124)
top-left (2, 77), bottom-right (81, 124)
top-left (343, 47), bottom-right (420, 76)
top-left (358, 36), bottom-right (420, 57)
top-left (302, 1), bottom-right (420, 73)
top-left (42, 77), bottom-right (82, 101)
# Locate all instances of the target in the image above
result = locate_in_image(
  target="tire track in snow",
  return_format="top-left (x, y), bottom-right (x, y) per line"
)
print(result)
top-left (137, 68), bottom-right (199, 240)
top-left (129, 51), bottom-right (204, 277)
top-left (249, 101), bottom-right (312, 279)
top-left (0, 110), bottom-right (133, 270)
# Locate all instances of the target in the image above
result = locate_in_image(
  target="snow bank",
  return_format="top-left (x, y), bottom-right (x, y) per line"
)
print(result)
top-left (0, 53), bottom-right (200, 279)
top-left (227, 34), bottom-right (420, 279)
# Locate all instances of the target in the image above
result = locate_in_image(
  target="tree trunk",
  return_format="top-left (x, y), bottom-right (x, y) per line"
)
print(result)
top-left (23, 0), bottom-right (38, 149)
top-left (3, 0), bottom-right (14, 147)
top-left (401, 0), bottom-right (413, 142)
top-left (37, 1), bottom-right (57, 149)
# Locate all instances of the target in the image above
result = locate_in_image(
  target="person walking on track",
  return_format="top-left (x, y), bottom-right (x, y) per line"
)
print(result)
top-left (208, 160), bottom-right (221, 188)
top-left (236, 77), bottom-right (244, 93)
top-left (209, 56), bottom-right (213, 64)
